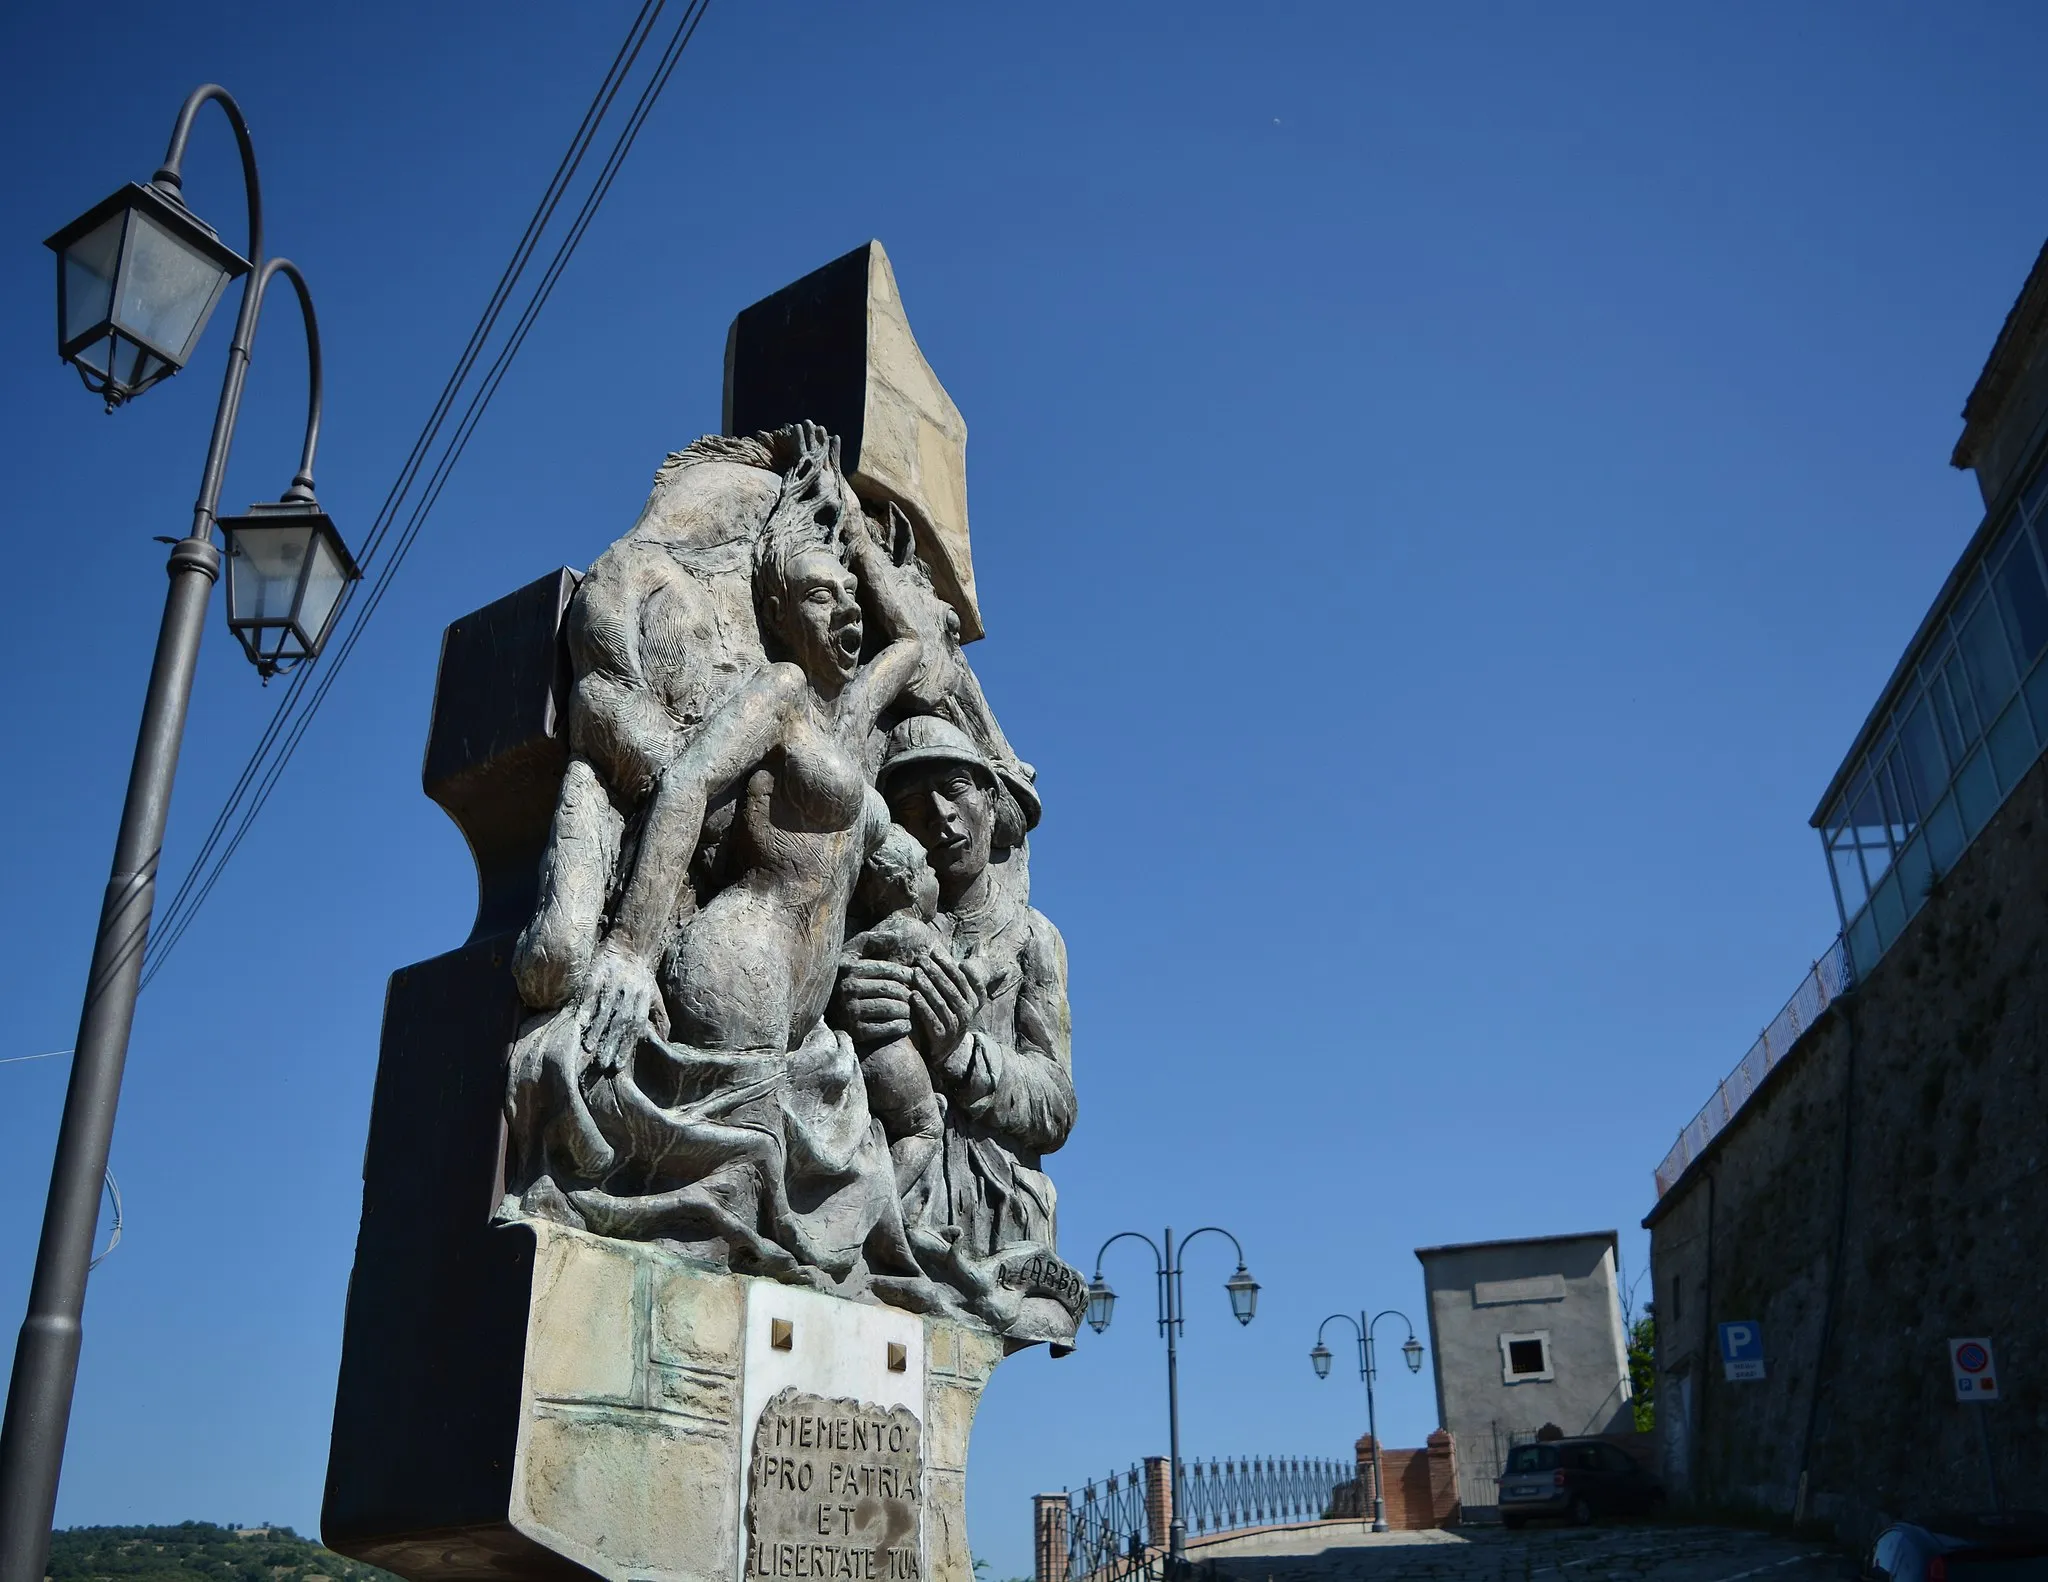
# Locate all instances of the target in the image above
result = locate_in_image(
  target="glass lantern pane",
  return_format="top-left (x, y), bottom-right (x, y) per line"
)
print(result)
top-left (118, 210), bottom-right (228, 363)
top-left (62, 212), bottom-right (124, 343)
top-left (71, 332), bottom-right (114, 379)
top-left (110, 339), bottom-right (168, 396)
top-left (294, 532), bottom-right (350, 653)
top-left (244, 621), bottom-right (296, 672)
top-left (229, 523), bottom-right (314, 625)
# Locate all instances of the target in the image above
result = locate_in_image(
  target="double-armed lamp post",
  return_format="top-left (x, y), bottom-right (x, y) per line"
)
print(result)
top-left (1086, 1227), bottom-right (1260, 1567)
top-left (0, 84), bottom-right (360, 1582)
top-left (1309, 1309), bottom-right (1424, 1533)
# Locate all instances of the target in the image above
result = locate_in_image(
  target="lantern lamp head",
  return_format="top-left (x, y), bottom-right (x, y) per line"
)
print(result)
top-left (1085, 1273), bottom-right (1116, 1335)
top-left (1402, 1335), bottom-right (1425, 1374)
top-left (1225, 1264), bottom-right (1259, 1326)
top-left (1309, 1341), bottom-right (1333, 1379)
top-left (217, 496), bottom-right (360, 679)
top-left (44, 180), bottom-right (249, 410)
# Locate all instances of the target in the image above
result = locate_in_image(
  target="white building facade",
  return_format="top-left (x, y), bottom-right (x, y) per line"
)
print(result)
top-left (1415, 1231), bottom-right (1633, 1514)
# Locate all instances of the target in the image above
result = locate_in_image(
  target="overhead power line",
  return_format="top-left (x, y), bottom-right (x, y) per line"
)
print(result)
top-left (146, 0), bottom-right (668, 958)
top-left (89, 1172), bottom-right (122, 1272)
top-left (137, 0), bottom-right (713, 988)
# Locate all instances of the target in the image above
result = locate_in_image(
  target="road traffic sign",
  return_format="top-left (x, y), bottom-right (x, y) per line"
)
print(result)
top-left (1950, 1337), bottom-right (2000, 1402)
top-left (1719, 1320), bottom-right (1766, 1382)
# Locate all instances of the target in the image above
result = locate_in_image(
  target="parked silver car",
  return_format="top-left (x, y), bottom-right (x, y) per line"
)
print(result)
top-left (1496, 1439), bottom-right (1663, 1528)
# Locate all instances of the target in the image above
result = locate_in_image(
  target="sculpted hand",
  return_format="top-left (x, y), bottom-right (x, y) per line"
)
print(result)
top-left (833, 960), bottom-right (915, 1044)
top-left (845, 498), bottom-right (888, 566)
top-left (578, 943), bottom-right (667, 1074)
top-left (912, 948), bottom-right (986, 1062)
top-left (780, 420), bottom-right (842, 517)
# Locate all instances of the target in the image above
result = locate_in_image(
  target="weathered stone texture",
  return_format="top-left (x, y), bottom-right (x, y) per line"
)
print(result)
top-left (921, 1320), bottom-right (1004, 1582)
top-left (340, 1218), bottom-right (1001, 1582)
top-left (1648, 747), bottom-right (2048, 1536)
top-left (513, 1226), bottom-right (747, 1581)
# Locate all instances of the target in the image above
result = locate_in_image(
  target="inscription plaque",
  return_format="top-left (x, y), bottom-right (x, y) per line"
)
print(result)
top-left (746, 1388), bottom-right (922, 1582)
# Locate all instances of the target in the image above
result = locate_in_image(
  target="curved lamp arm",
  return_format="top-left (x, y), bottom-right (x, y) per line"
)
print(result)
top-left (1368, 1309), bottom-right (1426, 1380)
top-left (153, 83), bottom-right (262, 262)
top-left (1368, 1308), bottom-right (1417, 1342)
top-left (1314, 1312), bottom-right (1368, 1381)
top-left (250, 258), bottom-right (323, 500)
top-left (1090, 1229), bottom-right (1167, 1333)
top-left (1176, 1225), bottom-right (1247, 1269)
top-left (150, 84), bottom-right (269, 540)
top-left (1091, 1229), bottom-right (1164, 1277)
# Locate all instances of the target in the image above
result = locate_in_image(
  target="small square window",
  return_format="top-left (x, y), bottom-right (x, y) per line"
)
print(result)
top-left (1499, 1329), bottom-right (1555, 1383)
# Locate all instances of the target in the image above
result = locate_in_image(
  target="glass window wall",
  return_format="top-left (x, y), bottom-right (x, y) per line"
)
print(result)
top-left (1819, 454), bottom-right (2048, 976)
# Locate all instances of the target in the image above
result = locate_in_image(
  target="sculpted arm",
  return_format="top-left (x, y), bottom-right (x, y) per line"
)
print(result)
top-left (578, 667), bottom-right (799, 1064)
top-left (939, 913), bottom-right (1075, 1154)
top-left (608, 668), bottom-right (798, 961)
top-left (512, 554), bottom-right (673, 1009)
top-left (841, 519), bottom-right (925, 741)
top-left (564, 551), bottom-right (686, 805)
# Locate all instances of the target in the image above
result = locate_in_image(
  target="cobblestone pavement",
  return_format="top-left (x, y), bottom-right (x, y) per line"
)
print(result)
top-left (1194, 1523), bottom-right (1853, 1582)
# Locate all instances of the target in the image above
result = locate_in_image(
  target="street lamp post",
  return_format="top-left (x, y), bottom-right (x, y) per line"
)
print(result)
top-left (1309, 1311), bottom-right (1424, 1533)
top-left (0, 84), bottom-right (358, 1582)
top-left (1086, 1227), bottom-right (1260, 1569)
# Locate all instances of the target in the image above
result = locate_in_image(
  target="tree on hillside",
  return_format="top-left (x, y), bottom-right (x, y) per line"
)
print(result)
top-left (45, 1522), bottom-right (398, 1582)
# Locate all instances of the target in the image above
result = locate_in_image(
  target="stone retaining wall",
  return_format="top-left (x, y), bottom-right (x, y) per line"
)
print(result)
top-left (1647, 750), bottom-right (2048, 1538)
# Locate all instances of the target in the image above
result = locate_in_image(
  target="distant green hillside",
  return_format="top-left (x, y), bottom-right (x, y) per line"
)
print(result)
top-left (47, 1523), bottom-right (398, 1582)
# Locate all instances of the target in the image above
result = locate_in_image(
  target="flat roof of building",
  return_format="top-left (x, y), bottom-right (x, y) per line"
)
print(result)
top-left (1413, 1230), bottom-right (1618, 1260)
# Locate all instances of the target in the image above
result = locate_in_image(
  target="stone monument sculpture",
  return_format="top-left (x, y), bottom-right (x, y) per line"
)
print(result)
top-left (322, 243), bottom-right (1081, 1582)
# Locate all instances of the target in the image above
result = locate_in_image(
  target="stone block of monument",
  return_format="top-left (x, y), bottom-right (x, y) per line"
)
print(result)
top-left (724, 241), bottom-right (981, 641)
top-left (323, 249), bottom-right (1077, 1582)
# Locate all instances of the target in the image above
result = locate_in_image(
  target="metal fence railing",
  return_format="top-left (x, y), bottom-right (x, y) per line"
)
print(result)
top-left (1065, 1465), bottom-right (1152, 1582)
top-left (1061, 1456), bottom-right (1349, 1582)
top-left (1180, 1456), bottom-right (1349, 1536)
top-left (1653, 937), bottom-right (1852, 1199)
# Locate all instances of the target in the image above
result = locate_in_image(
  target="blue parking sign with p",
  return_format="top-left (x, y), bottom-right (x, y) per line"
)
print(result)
top-left (1720, 1320), bottom-right (1765, 1381)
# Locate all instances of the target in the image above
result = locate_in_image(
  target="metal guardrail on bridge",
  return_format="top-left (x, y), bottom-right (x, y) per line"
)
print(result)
top-left (1061, 1456), bottom-right (1349, 1582)
top-left (1180, 1457), bottom-right (1350, 1536)
top-left (1064, 1464), bottom-right (1151, 1582)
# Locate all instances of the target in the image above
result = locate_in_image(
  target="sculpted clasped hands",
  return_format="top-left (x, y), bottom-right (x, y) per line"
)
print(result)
top-left (912, 949), bottom-right (985, 1063)
top-left (832, 950), bottom-right (987, 1070)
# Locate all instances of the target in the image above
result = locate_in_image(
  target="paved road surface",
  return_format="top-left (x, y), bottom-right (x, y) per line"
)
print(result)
top-left (1193, 1523), bottom-right (1851, 1582)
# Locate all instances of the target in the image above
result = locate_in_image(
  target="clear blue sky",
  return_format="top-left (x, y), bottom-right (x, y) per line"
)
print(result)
top-left (0, 1), bottom-right (2039, 1574)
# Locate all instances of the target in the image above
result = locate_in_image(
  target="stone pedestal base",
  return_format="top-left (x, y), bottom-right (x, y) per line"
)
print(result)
top-left (330, 1219), bottom-right (1002, 1582)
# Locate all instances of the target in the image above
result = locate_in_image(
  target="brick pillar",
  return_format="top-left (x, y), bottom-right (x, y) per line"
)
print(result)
top-left (1354, 1434), bottom-right (1379, 1520)
top-left (1426, 1430), bottom-right (1458, 1527)
top-left (1144, 1456), bottom-right (1173, 1550)
top-left (1033, 1493), bottom-right (1069, 1582)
